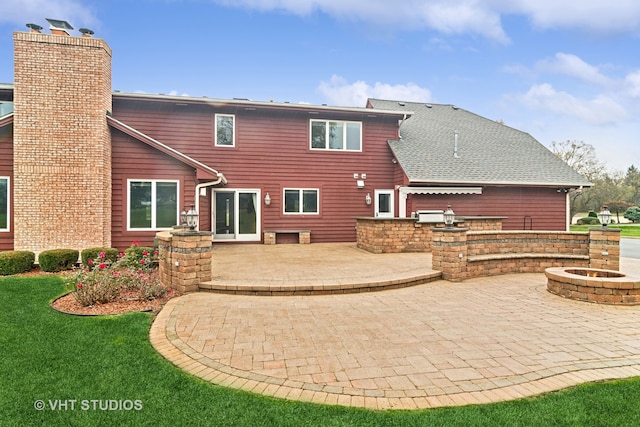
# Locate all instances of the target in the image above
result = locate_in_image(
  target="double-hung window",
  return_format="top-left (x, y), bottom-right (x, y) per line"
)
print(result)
top-left (310, 120), bottom-right (361, 151)
top-left (215, 114), bottom-right (235, 147)
top-left (284, 188), bottom-right (319, 214)
top-left (0, 177), bottom-right (8, 231)
top-left (128, 180), bottom-right (179, 230)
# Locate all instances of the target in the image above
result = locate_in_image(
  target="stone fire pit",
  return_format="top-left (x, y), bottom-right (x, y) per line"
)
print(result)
top-left (546, 267), bottom-right (640, 305)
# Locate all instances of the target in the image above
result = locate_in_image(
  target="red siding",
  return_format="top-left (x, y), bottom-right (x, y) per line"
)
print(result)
top-left (112, 101), bottom-right (401, 242)
top-left (0, 126), bottom-right (13, 250)
top-left (409, 187), bottom-right (567, 231)
top-left (111, 128), bottom-right (198, 250)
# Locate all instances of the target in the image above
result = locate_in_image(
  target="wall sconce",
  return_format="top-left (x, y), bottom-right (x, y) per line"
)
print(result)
top-left (365, 193), bottom-right (372, 205)
top-left (264, 192), bottom-right (271, 206)
top-left (598, 206), bottom-right (612, 228)
top-left (443, 204), bottom-right (455, 228)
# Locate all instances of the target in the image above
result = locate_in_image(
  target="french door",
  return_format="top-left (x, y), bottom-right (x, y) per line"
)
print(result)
top-left (213, 190), bottom-right (261, 241)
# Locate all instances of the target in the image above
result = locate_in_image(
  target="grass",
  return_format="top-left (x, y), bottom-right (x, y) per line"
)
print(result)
top-left (2, 276), bottom-right (640, 426)
top-left (570, 224), bottom-right (640, 237)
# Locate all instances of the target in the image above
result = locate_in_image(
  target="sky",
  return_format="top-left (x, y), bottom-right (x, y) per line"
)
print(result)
top-left (1, 0), bottom-right (639, 173)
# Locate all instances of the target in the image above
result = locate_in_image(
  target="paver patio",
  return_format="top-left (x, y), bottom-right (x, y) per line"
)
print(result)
top-left (150, 244), bottom-right (640, 410)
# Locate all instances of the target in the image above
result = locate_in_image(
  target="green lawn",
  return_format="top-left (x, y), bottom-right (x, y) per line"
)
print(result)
top-left (570, 224), bottom-right (640, 237)
top-left (3, 276), bottom-right (640, 426)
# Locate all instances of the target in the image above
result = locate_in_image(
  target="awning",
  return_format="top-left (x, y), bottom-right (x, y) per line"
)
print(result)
top-left (400, 186), bottom-right (483, 195)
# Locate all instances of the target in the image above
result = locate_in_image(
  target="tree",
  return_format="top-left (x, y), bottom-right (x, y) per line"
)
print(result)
top-left (549, 140), bottom-right (605, 181)
top-left (606, 200), bottom-right (633, 223)
top-left (625, 165), bottom-right (640, 205)
top-left (623, 206), bottom-right (640, 223)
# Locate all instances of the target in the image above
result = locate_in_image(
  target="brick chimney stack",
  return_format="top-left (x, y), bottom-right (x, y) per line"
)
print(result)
top-left (13, 21), bottom-right (113, 256)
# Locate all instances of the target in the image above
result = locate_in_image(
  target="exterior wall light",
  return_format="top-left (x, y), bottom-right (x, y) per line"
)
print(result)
top-left (443, 204), bottom-right (455, 228)
top-left (185, 205), bottom-right (199, 230)
top-left (599, 206), bottom-right (612, 228)
top-left (264, 192), bottom-right (271, 206)
top-left (365, 193), bottom-right (372, 206)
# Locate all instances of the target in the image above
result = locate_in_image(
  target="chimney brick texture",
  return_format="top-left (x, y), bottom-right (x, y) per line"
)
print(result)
top-left (13, 31), bottom-right (113, 255)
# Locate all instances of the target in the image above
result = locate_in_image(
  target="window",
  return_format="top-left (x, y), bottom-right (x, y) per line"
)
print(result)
top-left (215, 114), bottom-right (235, 146)
top-left (128, 180), bottom-right (179, 230)
top-left (0, 177), bottom-right (8, 231)
top-left (284, 189), bottom-right (319, 214)
top-left (310, 120), bottom-right (361, 151)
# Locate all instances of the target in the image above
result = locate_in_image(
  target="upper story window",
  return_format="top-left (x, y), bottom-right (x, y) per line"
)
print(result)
top-left (0, 177), bottom-right (9, 232)
top-left (128, 180), bottom-right (179, 230)
top-left (215, 114), bottom-right (235, 147)
top-left (310, 120), bottom-right (362, 151)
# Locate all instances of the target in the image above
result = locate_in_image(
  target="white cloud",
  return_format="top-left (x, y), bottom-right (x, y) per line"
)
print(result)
top-left (626, 71), bottom-right (640, 97)
top-left (317, 75), bottom-right (431, 107)
top-left (213, 0), bottom-right (640, 42)
top-left (536, 53), bottom-right (614, 87)
top-left (0, 0), bottom-right (97, 30)
top-left (518, 83), bottom-right (627, 126)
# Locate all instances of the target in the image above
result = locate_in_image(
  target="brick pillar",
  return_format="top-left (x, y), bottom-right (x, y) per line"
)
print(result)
top-left (13, 30), bottom-right (113, 255)
top-left (431, 228), bottom-right (468, 282)
top-left (589, 228), bottom-right (620, 271)
top-left (156, 230), bottom-right (213, 293)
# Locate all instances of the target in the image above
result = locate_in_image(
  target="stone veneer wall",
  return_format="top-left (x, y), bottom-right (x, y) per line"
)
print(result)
top-left (13, 31), bottom-right (112, 255)
top-left (432, 228), bottom-right (620, 282)
top-left (355, 217), bottom-right (503, 254)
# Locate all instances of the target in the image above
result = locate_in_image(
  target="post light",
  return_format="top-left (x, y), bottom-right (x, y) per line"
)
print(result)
top-left (443, 204), bottom-right (455, 228)
top-left (598, 206), bottom-right (612, 228)
top-left (264, 192), bottom-right (271, 206)
top-left (185, 205), bottom-right (199, 230)
top-left (365, 193), bottom-right (372, 206)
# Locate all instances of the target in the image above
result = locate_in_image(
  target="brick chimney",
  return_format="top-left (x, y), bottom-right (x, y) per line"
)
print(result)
top-left (13, 22), bottom-right (113, 256)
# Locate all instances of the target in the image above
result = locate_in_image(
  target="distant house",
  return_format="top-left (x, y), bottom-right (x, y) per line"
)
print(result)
top-left (0, 22), bottom-right (590, 254)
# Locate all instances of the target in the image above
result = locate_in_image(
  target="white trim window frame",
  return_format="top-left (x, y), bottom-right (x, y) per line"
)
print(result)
top-left (127, 179), bottom-right (180, 231)
top-left (283, 188), bottom-right (319, 215)
top-left (215, 114), bottom-right (235, 147)
top-left (310, 119), bottom-right (362, 151)
top-left (0, 176), bottom-right (9, 232)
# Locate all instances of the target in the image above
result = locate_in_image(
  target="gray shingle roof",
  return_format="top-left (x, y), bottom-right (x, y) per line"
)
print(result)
top-left (368, 99), bottom-right (592, 187)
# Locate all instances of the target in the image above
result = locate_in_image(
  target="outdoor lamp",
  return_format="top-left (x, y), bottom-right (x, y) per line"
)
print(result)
top-left (180, 210), bottom-right (187, 226)
top-left (443, 204), bottom-right (456, 228)
top-left (185, 205), bottom-right (199, 230)
top-left (264, 192), bottom-right (271, 206)
top-left (365, 193), bottom-right (372, 206)
top-left (599, 206), bottom-right (612, 228)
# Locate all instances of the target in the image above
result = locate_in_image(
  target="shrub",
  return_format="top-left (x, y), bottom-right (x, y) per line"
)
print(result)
top-left (0, 251), bottom-right (35, 275)
top-left (38, 249), bottom-right (79, 272)
top-left (117, 241), bottom-right (157, 270)
top-left (588, 211), bottom-right (598, 218)
top-left (576, 217), bottom-right (600, 225)
top-left (81, 247), bottom-right (119, 267)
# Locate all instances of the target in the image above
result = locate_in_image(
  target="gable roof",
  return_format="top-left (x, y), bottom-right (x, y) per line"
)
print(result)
top-left (107, 115), bottom-right (227, 182)
top-left (368, 99), bottom-right (591, 188)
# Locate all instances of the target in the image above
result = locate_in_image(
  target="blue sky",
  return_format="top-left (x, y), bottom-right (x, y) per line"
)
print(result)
top-left (1, 0), bottom-right (639, 172)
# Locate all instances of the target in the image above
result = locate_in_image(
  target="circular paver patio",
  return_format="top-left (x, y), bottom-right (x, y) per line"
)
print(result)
top-left (150, 270), bottom-right (640, 410)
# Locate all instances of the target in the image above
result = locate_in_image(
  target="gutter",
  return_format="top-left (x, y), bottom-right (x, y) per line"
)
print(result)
top-left (194, 178), bottom-right (226, 231)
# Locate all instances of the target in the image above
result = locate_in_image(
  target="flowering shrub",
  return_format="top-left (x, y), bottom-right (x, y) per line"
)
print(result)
top-left (66, 242), bottom-right (167, 307)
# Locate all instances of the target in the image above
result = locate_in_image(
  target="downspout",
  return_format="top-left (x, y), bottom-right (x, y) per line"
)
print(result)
top-left (398, 113), bottom-right (408, 139)
top-left (194, 173), bottom-right (227, 231)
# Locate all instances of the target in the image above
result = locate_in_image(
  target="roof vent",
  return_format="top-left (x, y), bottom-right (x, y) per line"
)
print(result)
top-left (398, 102), bottom-right (406, 107)
top-left (26, 23), bottom-right (43, 33)
top-left (451, 105), bottom-right (459, 110)
top-left (79, 28), bottom-right (94, 37)
top-left (46, 18), bottom-right (73, 36)
top-left (425, 104), bottom-right (433, 108)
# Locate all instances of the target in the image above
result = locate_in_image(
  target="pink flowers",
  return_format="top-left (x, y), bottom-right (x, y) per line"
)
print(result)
top-left (99, 263), bottom-right (106, 269)
top-left (140, 259), bottom-right (146, 265)
top-left (88, 259), bottom-right (94, 266)
top-left (99, 251), bottom-right (106, 259)
top-left (142, 251), bottom-right (149, 256)
top-left (77, 283), bottom-right (83, 289)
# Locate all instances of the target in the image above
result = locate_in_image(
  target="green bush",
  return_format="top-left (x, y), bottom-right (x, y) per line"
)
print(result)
top-left (576, 217), bottom-right (600, 225)
top-left (38, 249), bottom-right (79, 272)
top-left (588, 211), bottom-right (598, 218)
top-left (118, 241), bottom-right (157, 270)
top-left (81, 248), bottom-right (119, 267)
top-left (0, 251), bottom-right (35, 275)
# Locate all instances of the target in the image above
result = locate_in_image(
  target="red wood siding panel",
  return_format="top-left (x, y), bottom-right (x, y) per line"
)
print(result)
top-left (409, 187), bottom-right (567, 231)
top-left (111, 128), bottom-right (198, 250)
top-left (112, 101), bottom-right (401, 242)
top-left (0, 128), bottom-right (13, 250)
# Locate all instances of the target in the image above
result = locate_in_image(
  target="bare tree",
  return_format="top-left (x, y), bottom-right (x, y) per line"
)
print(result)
top-left (549, 140), bottom-right (605, 181)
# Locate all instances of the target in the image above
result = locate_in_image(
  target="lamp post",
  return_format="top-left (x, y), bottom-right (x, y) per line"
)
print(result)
top-left (443, 204), bottom-right (455, 229)
top-left (598, 206), bottom-right (612, 228)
